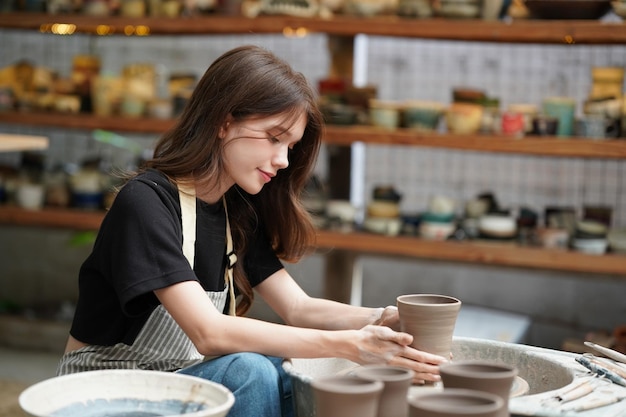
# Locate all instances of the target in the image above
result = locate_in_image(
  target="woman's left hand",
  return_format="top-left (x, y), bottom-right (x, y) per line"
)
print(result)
top-left (373, 305), bottom-right (401, 331)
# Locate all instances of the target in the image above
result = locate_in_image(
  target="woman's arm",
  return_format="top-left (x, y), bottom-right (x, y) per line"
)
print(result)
top-left (255, 268), bottom-right (395, 331)
top-left (155, 277), bottom-right (445, 383)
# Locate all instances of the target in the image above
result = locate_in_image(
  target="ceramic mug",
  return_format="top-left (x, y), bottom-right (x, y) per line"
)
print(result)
top-left (542, 97), bottom-right (576, 137)
top-left (352, 365), bottom-right (414, 417)
top-left (311, 375), bottom-right (383, 417)
top-left (439, 360), bottom-right (518, 417)
top-left (396, 294), bottom-right (462, 359)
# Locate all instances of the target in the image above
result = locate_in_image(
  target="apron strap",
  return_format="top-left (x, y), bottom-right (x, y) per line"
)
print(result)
top-left (178, 184), bottom-right (237, 316)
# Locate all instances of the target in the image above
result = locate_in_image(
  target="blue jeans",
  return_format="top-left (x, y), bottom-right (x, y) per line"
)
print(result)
top-left (178, 353), bottom-right (293, 417)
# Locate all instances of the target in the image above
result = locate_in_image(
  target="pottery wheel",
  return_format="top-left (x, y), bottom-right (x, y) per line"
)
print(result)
top-left (510, 375), bottom-right (530, 398)
top-left (408, 375), bottom-right (530, 398)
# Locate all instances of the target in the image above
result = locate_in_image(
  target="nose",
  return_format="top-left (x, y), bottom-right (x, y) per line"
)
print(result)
top-left (272, 144), bottom-right (289, 169)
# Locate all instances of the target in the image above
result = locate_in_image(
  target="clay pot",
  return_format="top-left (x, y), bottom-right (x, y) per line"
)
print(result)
top-left (311, 375), bottom-right (383, 417)
top-left (408, 388), bottom-right (504, 417)
top-left (397, 294), bottom-right (462, 358)
top-left (352, 365), bottom-right (414, 417)
top-left (439, 360), bottom-right (517, 417)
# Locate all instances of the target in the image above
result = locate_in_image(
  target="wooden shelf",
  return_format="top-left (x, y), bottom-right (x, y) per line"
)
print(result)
top-left (0, 205), bottom-right (624, 276)
top-left (324, 126), bottom-right (626, 159)
top-left (0, 111), bottom-right (174, 134)
top-left (0, 13), bottom-right (625, 44)
top-left (316, 229), bottom-right (626, 277)
top-left (0, 206), bottom-right (104, 230)
top-left (2, 112), bottom-right (625, 158)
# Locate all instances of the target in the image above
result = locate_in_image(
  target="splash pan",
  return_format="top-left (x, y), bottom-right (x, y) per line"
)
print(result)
top-left (284, 337), bottom-right (626, 417)
top-left (19, 370), bottom-right (235, 417)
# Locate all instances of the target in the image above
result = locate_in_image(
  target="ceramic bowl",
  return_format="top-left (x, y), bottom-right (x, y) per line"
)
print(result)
top-left (367, 200), bottom-right (401, 218)
top-left (419, 220), bottom-right (456, 240)
top-left (591, 66), bottom-right (625, 83)
top-left (445, 103), bottom-right (484, 134)
top-left (571, 237), bottom-right (608, 255)
top-left (478, 214), bottom-right (517, 238)
top-left (19, 369), bottom-right (235, 417)
top-left (402, 101), bottom-right (445, 131)
top-left (607, 229), bottom-right (626, 253)
top-left (363, 217), bottom-right (403, 236)
top-left (369, 99), bottom-right (401, 130)
top-left (612, 0), bottom-right (626, 17)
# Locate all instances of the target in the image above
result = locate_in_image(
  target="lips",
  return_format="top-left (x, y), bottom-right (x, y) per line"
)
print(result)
top-left (259, 169), bottom-right (275, 183)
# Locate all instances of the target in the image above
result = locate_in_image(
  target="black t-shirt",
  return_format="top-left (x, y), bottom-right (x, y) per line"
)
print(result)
top-left (69, 169), bottom-right (283, 346)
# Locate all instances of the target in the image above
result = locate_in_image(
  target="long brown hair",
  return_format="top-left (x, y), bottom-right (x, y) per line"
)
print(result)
top-left (144, 45), bottom-right (323, 315)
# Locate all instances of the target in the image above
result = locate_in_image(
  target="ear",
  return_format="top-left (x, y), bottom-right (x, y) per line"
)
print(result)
top-left (219, 114), bottom-right (235, 139)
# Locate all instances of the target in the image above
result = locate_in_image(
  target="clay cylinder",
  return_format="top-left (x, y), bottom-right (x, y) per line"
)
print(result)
top-left (397, 294), bottom-right (462, 358)
top-left (408, 388), bottom-right (505, 417)
top-left (311, 375), bottom-right (383, 417)
top-left (353, 365), bottom-right (414, 417)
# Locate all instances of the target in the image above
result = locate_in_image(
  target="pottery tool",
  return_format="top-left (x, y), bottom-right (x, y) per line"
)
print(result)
top-left (562, 394), bottom-right (626, 413)
top-left (542, 378), bottom-right (595, 405)
top-left (576, 355), bottom-right (626, 387)
top-left (588, 355), bottom-right (626, 379)
top-left (585, 341), bottom-right (626, 365)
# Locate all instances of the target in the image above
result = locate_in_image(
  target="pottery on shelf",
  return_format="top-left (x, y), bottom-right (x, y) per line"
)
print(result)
top-left (396, 294), bottom-right (462, 358)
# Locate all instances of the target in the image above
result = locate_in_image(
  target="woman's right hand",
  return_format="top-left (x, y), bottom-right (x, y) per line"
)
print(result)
top-left (353, 324), bottom-right (448, 384)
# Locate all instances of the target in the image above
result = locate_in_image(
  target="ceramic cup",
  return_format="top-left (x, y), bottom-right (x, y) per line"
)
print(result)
top-left (396, 294), bottom-right (462, 359)
top-left (531, 115), bottom-right (559, 136)
top-left (352, 365), bottom-right (415, 417)
top-left (439, 360), bottom-right (518, 417)
top-left (311, 375), bottom-right (384, 417)
top-left (576, 115), bottom-right (610, 139)
top-left (408, 388), bottom-right (505, 417)
top-left (16, 183), bottom-right (45, 210)
top-left (542, 97), bottom-right (576, 137)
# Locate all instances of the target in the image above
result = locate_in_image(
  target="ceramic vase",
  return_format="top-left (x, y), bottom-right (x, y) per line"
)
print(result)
top-left (408, 388), bottom-right (504, 417)
top-left (311, 375), bottom-right (383, 417)
top-left (439, 360), bottom-right (517, 417)
top-left (396, 294), bottom-right (462, 358)
top-left (352, 365), bottom-right (414, 417)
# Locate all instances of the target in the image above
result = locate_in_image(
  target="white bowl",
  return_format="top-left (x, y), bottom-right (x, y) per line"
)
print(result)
top-left (572, 238), bottom-right (608, 255)
top-left (364, 217), bottom-right (403, 236)
top-left (478, 215), bottom-right (517, 238)
top-left (19, 369), bottom-right (235, 417)
top-left (419, 220), bottom-right (456, 240)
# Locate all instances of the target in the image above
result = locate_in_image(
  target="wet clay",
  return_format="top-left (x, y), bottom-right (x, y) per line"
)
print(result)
top-left (408, 388), bottom-right (504, 417)
top-left (311, 375), bottom-right (383, 417)
top-left (439, 360), bottom-right (517, 417)
top-left (353, 365), bottom-right (414, 417)
top-left (397, 294), bottom-right (462, 358)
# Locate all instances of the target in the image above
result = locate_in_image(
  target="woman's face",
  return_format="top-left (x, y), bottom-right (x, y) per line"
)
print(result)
top-left (221, 111), bottom-right (307, 196)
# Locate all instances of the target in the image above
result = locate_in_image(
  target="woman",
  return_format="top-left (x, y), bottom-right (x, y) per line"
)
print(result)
top-left (58, 45), bottom-right (446, 417)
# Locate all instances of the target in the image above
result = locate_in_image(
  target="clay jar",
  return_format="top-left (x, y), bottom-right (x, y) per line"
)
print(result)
top-left (397, 294), bottom-right (462, 358)
top-left (439, 360), bottom-right (517, 417)
top-left (352, 365), bottom-right (414, 417)
top-left (311, 375), bottom-right (383, 417)
top-left (408, 388), bottom-right (504, 417)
